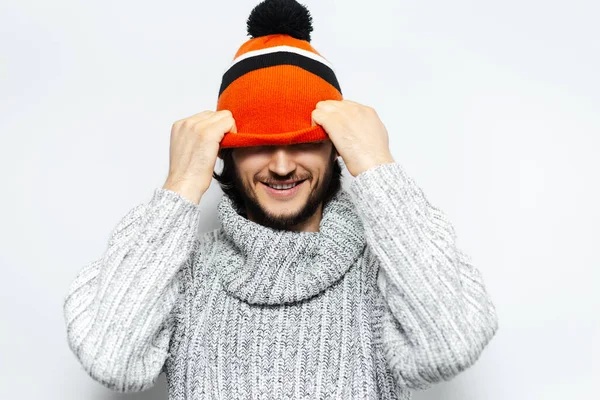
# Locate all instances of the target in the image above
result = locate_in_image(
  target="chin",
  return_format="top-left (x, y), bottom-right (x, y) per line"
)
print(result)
top-left (261, 193), bottom-right (305, 209)
top-left (262, 197), bottom-right (303, 210)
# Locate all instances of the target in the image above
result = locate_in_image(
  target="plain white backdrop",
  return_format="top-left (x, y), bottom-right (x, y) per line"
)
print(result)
top-left (1, 0), bottom-right (598, 398)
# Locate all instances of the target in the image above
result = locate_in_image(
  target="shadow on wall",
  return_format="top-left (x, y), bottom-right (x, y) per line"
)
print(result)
top-left (94, 374), bottom-right (167, 399)
top-left (413, 381), bottom-right (479, 400)
top-left (91, 374), bottom-right (480, 399)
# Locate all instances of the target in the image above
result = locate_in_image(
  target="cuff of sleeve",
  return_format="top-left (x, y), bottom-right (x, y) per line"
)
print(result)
top-left (151, 187), bottom-right (202, 212)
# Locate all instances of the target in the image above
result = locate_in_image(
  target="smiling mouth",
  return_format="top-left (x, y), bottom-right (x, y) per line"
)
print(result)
top-left (261, 179), bottom-right (307, 190)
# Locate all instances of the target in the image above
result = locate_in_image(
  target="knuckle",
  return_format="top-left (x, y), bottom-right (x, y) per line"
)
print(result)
top-left (181, 119), bottom-right (193, 129)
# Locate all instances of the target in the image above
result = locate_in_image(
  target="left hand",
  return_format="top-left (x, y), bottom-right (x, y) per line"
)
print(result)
top-left (311, 99), bottom-right (395, 177)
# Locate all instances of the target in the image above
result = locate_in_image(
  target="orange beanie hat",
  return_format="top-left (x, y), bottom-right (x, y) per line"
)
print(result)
top-left (216, 0), bottom-right (343, 150)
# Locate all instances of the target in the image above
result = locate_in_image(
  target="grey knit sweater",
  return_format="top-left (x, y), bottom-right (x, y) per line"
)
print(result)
top-left (63, 162), bottom-right (498, 399)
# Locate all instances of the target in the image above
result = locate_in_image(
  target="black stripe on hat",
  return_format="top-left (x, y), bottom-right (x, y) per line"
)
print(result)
top-left (218, 51), bottom-right (342, 97)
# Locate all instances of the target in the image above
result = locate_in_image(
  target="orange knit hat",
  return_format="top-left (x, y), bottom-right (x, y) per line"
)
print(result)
top-left (216, 0), bottom-right (343, 150)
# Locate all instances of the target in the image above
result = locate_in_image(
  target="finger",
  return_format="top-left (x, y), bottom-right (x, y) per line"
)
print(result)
top-left (311, 108), bottom-right (324, 124)
top-left (316, 100), bottom-right (338, 112)
top-left (212, 113), bottom-right (236, 134)
top-left (174, 110), bottom-right (213, 126)
top-left (208, 109), bottom-right (233, 121)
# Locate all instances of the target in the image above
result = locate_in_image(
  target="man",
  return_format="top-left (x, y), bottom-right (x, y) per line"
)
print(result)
top-left (213, 136), bottom-right (340, 232)
top-left (63, 0), bottom-right (498, 398)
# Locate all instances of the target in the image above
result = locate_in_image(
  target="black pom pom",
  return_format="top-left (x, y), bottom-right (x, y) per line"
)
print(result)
top-left (247, 0), bottom-right (314, 42)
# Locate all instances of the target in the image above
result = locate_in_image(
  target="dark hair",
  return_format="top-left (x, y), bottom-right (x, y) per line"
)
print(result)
top-left (213, 147), bottom-right (343, 214)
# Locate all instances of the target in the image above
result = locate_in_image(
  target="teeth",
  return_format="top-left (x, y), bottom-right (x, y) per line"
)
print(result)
top-left (267, 181), bottom-right (301, 190)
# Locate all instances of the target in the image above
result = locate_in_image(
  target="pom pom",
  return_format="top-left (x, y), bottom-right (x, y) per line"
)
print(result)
top-left (246, 0), bottom-right (314, 42)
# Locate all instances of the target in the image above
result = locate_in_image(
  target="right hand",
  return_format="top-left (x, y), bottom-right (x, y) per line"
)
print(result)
top-left (162, 110), bottom-right (237, 204)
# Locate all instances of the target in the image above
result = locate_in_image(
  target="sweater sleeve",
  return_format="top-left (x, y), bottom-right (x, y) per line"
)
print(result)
top-left (347, 162), bottom-right (499, 390)
top-left (62, 188), bottom-right (202, 392)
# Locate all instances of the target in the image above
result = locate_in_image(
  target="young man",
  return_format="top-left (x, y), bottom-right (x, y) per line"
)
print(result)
top-left (63, 1), bottom-right (498, 398)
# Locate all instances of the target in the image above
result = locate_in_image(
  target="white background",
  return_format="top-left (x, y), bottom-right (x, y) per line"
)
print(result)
top-left (1, 0), bottom-right (598, 398)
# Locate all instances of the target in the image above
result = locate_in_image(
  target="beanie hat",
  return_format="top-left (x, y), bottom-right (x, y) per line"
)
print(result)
top-left (216, 0), bottom-right (343, 150)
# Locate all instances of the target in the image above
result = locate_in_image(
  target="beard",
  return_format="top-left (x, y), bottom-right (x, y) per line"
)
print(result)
top-left (232, 151), bottom-right (336, 231)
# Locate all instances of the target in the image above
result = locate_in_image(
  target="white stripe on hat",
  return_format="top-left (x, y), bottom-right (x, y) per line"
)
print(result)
top-left (224, 45), bottom-right (335, 73)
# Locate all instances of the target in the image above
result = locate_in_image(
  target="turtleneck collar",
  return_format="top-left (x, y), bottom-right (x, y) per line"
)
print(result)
top-left (214, 187), bottom-right (366, 305)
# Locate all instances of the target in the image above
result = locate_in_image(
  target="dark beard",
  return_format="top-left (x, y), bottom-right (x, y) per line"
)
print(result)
top-left (232, 153), bottom-right (336, 231)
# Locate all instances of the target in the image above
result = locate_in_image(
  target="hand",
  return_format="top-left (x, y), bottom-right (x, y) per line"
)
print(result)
top-left (163, 110), bottom-right (237, 203)
top-left (311, 99), bottom-right (394, 177)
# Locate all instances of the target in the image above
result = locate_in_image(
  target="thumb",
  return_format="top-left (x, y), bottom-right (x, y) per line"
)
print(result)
top-left (311, 109), bottom-right (321, 127)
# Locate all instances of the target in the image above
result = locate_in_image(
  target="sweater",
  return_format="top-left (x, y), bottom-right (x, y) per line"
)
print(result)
top-left (63, 162), bottom-right (499, 399)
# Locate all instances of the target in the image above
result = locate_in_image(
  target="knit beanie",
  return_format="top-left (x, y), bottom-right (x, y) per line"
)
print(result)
top-left (216, 0), bottom-right (343, 150)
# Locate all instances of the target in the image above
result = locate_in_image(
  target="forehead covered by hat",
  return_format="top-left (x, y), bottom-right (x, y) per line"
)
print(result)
top-left (216, 0), bottom-right (343, 150)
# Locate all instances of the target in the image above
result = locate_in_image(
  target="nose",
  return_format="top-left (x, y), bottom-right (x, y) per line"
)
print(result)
top-left (268, 146), bottom-right (297, 177)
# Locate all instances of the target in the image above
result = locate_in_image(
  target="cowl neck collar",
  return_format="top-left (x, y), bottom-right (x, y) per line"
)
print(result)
top-left (214, 187), bottom-right (366, 305)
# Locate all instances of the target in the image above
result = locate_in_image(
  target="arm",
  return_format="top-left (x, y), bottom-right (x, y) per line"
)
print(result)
top-left (62, 188), bottom-right (201, 392)
top-left (347, 162), bottom-right (499, 390)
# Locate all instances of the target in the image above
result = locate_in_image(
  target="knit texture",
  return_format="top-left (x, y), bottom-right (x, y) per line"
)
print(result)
top-left (216, 33), bottom-right (343, 149)
top-left (63, 162), bottom-right (498, 399)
